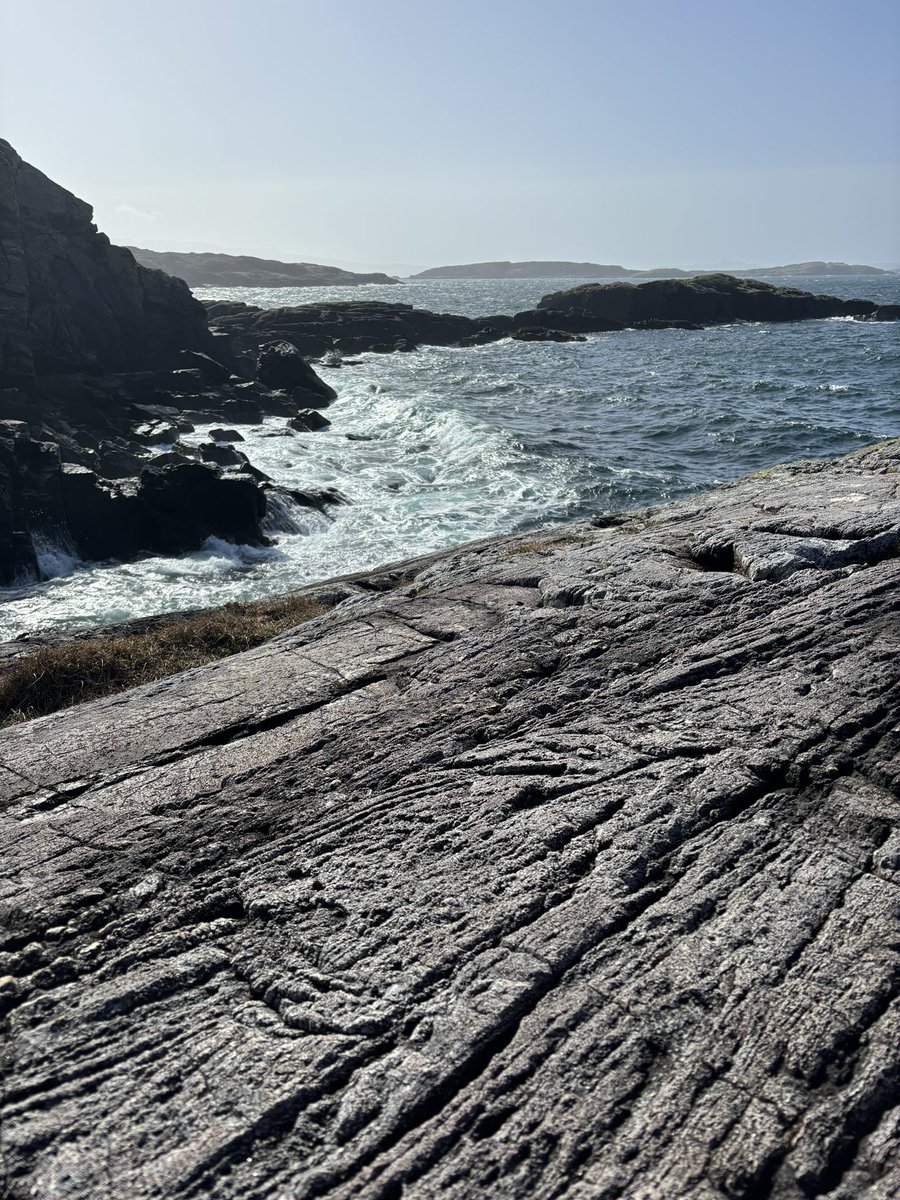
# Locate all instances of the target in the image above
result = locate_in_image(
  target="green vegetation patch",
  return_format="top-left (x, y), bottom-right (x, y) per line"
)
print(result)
top-left (0, 593), bottom-right (329, 728)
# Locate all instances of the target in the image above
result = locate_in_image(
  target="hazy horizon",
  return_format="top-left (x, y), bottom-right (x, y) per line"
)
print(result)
top-left (2, 0), bottom-right (898, 273)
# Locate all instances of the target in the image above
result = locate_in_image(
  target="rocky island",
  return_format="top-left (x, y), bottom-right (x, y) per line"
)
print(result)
top-left (129, 248), bottom-right (399, 288)
top-left (411, 260), bottom-right (891, 280)
top-left (203, 273), bottom-right (898, 364)
top-left (2, 439), bottom-right (900, 1197)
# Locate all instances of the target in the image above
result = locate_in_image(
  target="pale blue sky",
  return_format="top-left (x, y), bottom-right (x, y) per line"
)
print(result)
top-left (2, 0), bottom-right (898, 271)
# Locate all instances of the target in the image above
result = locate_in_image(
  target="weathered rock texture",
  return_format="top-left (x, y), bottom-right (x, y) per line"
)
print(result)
top-left (2, 443), bottom-right (900, 1198)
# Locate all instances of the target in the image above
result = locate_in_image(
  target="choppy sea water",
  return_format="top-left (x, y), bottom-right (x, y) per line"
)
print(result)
top-left (2, 275), bottom-right (898, 639)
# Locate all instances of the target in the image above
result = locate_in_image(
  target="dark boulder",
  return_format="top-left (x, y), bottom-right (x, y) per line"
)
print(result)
top-left (132, 421), bottom-right (179, 445)
top-left (864, 304), bottom-right (900, 321)
top-left (216, 398), bottom-right (265, 424)
top-left (209, 428), bottom-right (244, 443)
top-left (510, 326), bottom-right (588, 342)
top-left (59, 465), bottom-right (142, 561)
top-left (177, 350), bottom-right (234, 383)
top-left (458, 328), bottom-right (505, 347)
top-left (137, 463), bottom-right (267, 553)
top-left (288, 411), bottom-right (331, 432)
top-left (198, 441), bottom-right (247, 467)
top-left (256, 340), bottom-right (338, 404)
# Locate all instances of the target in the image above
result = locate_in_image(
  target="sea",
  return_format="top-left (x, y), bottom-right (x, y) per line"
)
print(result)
top-left (2, 274), bottom-right (898, 640)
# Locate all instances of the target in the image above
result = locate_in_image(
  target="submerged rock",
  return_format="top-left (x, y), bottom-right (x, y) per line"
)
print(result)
top-left (2, 442), bottom-right (899, 1196)
top-left (510, 325), bottom-right (588, 342)
top-left (288, 410), bottom-right (331, 432)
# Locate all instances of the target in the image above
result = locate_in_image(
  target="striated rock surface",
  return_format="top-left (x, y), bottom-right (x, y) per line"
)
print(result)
top-left (2, 442), bottom-right (899, 1198)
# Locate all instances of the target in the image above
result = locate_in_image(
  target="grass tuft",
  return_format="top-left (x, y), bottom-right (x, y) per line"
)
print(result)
top-left (0, 594), bottom-right (329, 728)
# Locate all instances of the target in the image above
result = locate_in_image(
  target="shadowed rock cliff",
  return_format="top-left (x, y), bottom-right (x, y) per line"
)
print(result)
top-left (0, 141), bottom-right (213, 388)
top-left (2, 442), bottom-right (899, 1198)
top-left (0, 143), bottom-right (341, 582)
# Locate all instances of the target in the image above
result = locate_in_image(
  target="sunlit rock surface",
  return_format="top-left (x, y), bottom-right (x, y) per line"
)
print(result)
top-left (1, 443), bottom-right (899, 1198)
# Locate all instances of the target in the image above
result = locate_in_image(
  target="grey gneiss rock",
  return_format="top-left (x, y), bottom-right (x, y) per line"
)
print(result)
top-left (2, 441), bottom-right (899, 1198)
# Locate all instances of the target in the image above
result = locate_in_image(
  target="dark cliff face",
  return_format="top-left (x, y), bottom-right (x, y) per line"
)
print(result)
top-left (0, 144), bottom-right (341, 585)
top-left (0, 140), bottom-right (213, 390)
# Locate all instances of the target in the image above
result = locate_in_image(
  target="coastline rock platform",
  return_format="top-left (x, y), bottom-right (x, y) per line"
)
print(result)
top-left (205, 274), bottom-right (896, 366)
top-left (2, 442), bottom-right (899, 1198)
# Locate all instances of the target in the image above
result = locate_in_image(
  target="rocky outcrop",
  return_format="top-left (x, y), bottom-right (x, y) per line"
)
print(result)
top-left (256, 340), bottom-right (338, 406)
top-left (2, 442), bottom-right (899, 1198)
top-left (129, 248), bottom-right (399, 288)
top-left (536, 273), bottom-right (881, 327)
top-left (0, 143), bottom-right (343, 583)
top-left (206, 275), bottom-right (893, 366)
top-left (207, 299), bottom-right (482, 362)
top-left (0, 141), bottom-right (213, 389)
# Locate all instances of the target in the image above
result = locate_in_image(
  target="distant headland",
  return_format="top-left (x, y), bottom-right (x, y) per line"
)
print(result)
top-left (411, 260), bottom-right (892, 280)
top-left (128, 248), bottom-right (399, 288)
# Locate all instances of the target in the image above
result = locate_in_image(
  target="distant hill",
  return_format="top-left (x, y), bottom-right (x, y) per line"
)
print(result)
top-left (410, 260), bottom-right (892, 281)
top-left (128, 248), bottom-right (399, 288)
top-left (411, 261), bottom-right (646, 280)
top-left (739, 261), bottom-right (890, 277)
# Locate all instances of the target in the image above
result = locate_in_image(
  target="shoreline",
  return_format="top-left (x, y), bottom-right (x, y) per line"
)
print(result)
top-left (3, 437), bottom-right (899, 1194)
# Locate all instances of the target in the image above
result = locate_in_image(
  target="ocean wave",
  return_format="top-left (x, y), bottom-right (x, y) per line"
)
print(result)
top-left (5, 283), bottom-right (900, 638)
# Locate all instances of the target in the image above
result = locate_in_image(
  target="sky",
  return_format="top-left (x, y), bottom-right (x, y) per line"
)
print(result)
top-left (2, 0), bottom-right (898, 272)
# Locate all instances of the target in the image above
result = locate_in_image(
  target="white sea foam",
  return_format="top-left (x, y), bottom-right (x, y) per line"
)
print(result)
top-left (3, 273), bottom-right (899, 639)
top-left (32, 534), bottom-right (81, 581)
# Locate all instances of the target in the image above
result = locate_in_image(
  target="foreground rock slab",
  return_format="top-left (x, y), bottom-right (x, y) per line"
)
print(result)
top-left (2, 443), bottom-right (900, 1198)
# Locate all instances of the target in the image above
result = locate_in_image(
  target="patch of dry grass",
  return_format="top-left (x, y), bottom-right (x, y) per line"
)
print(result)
top-left (0, 593), bottom-right (329, 728)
